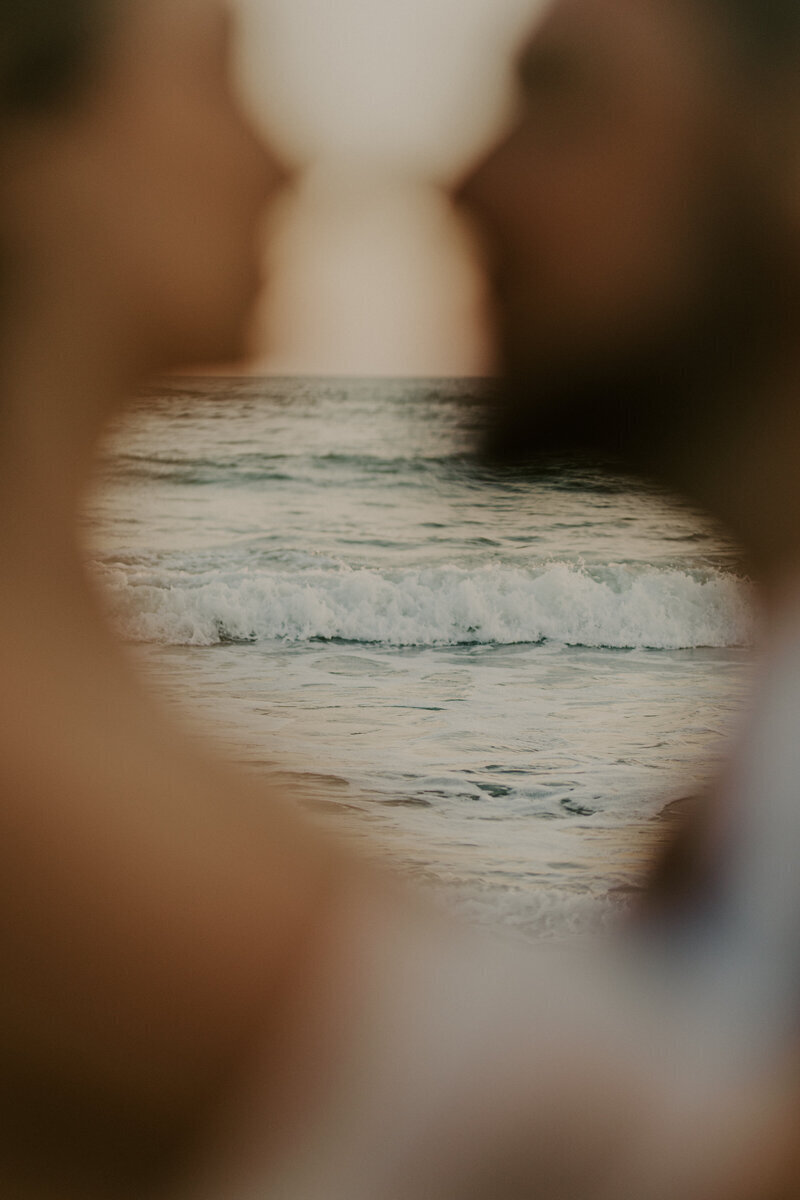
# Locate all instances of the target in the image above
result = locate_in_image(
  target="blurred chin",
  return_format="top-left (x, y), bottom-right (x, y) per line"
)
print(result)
top-left (482, 306), bottom-right (688, 477)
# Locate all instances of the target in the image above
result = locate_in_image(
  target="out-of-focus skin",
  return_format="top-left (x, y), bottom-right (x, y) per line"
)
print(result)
top-left (0, 2), bottom-right (379, 1196)
top-left (459, 0), bottom-right (800, 1193)
top-left (460, 0), bottom-right (730, 391)
top-left (459, 0), bottom-right (800, 574)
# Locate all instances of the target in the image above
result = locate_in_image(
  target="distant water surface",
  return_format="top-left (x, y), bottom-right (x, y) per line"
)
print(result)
top-left (88, 377), bottom-right (753, 938)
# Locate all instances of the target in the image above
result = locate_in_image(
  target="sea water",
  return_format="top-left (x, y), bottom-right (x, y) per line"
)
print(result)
top-left (88, 376), bottom-right (754, 938)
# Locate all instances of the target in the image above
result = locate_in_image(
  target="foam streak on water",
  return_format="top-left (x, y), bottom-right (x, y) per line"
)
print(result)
top-left (90, 377), bottom-right (753, 938)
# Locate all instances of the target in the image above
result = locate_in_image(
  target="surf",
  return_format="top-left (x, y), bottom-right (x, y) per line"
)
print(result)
top-left (99, 560), bottom-right (753, 650)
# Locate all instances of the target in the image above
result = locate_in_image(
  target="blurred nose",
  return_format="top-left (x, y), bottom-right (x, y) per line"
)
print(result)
top-left (244, 110), bottom-right (296, 210)
top-left (262, 139), bottom-right (295, 198)
top-left (452, 155), bottom-right (486, 219)
top-left (452, 130), bottom-right (511, 225)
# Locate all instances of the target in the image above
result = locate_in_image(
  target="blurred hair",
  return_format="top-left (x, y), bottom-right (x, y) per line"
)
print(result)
top-left (0, 0), bottom-right (108, 114)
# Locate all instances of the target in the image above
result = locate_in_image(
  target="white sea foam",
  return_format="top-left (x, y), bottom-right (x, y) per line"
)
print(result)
top-left (444, 882), bottom-right (622, 940)
top-left (99, 560), bottom-right (754, 650)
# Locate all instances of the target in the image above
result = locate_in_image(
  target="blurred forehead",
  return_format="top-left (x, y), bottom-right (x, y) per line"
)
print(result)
top-left (518, 0), bottom-right (722, 104)
top-left (113, 0), bottom-right (232, 56)
top-left (84, 0), bottom-right (235, 102)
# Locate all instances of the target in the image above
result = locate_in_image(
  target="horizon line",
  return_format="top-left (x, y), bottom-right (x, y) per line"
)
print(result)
top-left (168, 370), bottom-right (499, 381)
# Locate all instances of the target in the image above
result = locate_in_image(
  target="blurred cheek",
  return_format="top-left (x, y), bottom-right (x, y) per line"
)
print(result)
top-left (479, 134), bottom-right (692, 327)
top-left (97, 113), bottom-right (270, 357)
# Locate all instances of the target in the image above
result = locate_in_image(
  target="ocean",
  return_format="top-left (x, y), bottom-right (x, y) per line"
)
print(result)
top-left (88, 376), bottom-right (754, 939)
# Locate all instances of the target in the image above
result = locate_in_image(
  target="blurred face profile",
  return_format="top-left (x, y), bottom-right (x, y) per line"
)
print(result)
top-left (460, 0), bottom-right (793, 475)
top-left (9, 0), bottom-right (282, 371)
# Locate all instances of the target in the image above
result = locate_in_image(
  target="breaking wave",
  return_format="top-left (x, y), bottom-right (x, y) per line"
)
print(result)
top-left (99, 560), bottom-right (754, 650)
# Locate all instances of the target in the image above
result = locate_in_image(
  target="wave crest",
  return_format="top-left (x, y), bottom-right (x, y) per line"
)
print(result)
top-left (98, 561), bottom-right (753, 650)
